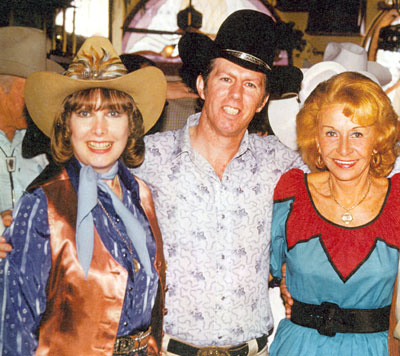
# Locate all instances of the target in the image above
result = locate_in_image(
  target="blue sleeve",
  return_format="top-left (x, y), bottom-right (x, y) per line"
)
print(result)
top-left (0, 189), bottom-right (51, 355)
top-left (270, 199), bottom-right (292, 279)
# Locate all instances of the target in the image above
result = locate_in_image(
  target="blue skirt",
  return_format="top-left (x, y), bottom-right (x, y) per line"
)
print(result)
top-left (269, 318), bottom-right (389, 356)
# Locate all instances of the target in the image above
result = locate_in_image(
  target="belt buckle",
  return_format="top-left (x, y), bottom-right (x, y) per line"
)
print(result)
top-left (114, 336), bottom-right (138, 354)
top-left (197, 346), bottom-right (230, 356)
top-left (114, 328), bottom-right (151, 355)
top-left (317, 301), bottom-right (339, 337)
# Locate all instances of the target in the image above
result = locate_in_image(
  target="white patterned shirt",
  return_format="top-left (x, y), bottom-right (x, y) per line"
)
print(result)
top-left (133, 113), bottom-right (306, 346)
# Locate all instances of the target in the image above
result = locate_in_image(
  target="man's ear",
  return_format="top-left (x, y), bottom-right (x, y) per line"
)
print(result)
top-left (256, 94), bottom-right (269, 113)
top-left (196, 75), bottom-right (206, 100)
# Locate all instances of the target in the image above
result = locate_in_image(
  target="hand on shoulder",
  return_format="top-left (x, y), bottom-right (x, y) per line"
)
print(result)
top-left (0, 236), bottom-right (12, 258)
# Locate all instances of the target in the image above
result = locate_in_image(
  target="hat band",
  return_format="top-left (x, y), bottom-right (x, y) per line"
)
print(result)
top-left (221, 49), bottom-right (271, 71)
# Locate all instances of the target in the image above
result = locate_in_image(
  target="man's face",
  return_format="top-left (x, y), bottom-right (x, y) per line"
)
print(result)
top-left (196, 58), bottom-right (268, 138)
top-left (0, 75), bottom-right (27, 141)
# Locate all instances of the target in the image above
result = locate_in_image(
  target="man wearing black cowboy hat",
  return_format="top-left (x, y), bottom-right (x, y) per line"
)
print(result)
top-left (134, 9), bottom-right (306, 356)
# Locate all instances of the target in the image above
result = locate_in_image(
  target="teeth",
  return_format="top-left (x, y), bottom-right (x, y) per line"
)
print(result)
top-left (88, 142), bottom-right (112, 149)
top-left (335, 159), bottom-right (356, 165)
top-left (223, 106), bottom-right (239, 115)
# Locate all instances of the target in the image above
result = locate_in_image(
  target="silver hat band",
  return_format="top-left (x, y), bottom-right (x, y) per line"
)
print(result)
top-left (221, 49), bottom-right (271, 71)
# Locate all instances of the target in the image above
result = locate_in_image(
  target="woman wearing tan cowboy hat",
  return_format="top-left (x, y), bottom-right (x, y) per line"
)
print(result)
top-left (0, 36), bottom-right (166, 356)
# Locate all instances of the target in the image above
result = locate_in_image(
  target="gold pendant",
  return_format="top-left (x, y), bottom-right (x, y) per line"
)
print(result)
top-left (341, 212), bottom-right (353, 225)
top-left (133, 258), bottom-right (141, 273)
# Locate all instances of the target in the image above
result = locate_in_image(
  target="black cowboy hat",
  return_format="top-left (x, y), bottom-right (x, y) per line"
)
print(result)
top-left (179, 10), bottom-right (279, 76)
top-left (179, 9), bottom-right (303, 101)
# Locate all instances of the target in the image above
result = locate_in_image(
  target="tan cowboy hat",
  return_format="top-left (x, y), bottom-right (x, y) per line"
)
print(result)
top-left (24, 36), bottom-right (167, 137)
top-left (0, 26), bottom-right (63, 77)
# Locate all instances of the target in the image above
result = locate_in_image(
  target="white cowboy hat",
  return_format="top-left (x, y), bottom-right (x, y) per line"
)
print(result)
top-left (268, 61), bottom-right (349, 150)
top-left (0, 26), bottom-right (63, 77)
top-left (323, 42), bottom-right (392, 86)
top-left (24, 36), bottom-right (167, 137)
top-left (268, 42), bottom-right (392, 150)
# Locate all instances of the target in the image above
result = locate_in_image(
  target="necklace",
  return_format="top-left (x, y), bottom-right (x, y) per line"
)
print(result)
top-left (0, 147), bottom-right (16, 208)
top-left (328, 175), bottom-right (372, 225)
top-left (98, 199), bottom-right (141, 273)
top-left (110, 176), bottom-right (122, 199)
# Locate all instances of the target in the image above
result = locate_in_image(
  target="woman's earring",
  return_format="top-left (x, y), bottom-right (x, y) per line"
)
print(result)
top-left (316, 153), bottom-right (325, 169)
top-left (315, 143), bottom-right (324, 169)
top-left (371, 151), bottom-right (381, 168)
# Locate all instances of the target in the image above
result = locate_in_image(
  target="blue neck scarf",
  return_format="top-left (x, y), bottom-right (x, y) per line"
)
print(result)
top-left (75, 162), bottom-right (153, 279)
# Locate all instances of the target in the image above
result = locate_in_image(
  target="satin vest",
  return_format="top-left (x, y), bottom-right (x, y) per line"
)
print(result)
top-left (32, 166), bottom-right (166, 355)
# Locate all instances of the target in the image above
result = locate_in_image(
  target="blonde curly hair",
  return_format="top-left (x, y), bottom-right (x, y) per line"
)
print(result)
top-left (297, 71), bottom-right (399, 177)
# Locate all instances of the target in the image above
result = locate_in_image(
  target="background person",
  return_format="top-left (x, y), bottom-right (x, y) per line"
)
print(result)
top-left (270, 71), bottom-right (400, 356)
top-left (0, 36), bottom-right (166, 356)
top-left (0, 26), bottom-right (63, 233)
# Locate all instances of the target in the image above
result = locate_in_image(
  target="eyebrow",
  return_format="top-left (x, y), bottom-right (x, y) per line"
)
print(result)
top-left (321, 125), bottom-right (368, 130)
top-left (217, 69), bottom-right (264, 83)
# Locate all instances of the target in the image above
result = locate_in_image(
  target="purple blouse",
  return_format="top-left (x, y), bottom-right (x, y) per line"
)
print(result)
top-left (0, 160), bottom-right (158, 355)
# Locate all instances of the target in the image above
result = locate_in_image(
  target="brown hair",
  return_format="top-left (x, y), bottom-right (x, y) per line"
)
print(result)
top-left (297, 71), bottom-right (399, 177)
top-left (51, 88), bottom-right (145, 168)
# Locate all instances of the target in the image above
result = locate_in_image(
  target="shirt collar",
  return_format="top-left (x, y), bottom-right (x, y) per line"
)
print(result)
top-left (172, 112), bottom-right (200, 159)
top-left (172, 112), bottom-right (253, 160)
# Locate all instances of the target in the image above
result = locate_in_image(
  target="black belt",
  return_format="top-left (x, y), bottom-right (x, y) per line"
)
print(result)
top-left (291, 299), bottom-right (391, 337)
top-left (166, 334), bottom-right (268, 356)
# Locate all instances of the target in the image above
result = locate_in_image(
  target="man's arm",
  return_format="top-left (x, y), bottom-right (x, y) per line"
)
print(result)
top-left (287, 148), bottom-right (309, 173)
top-left (260, 135), bottom-right (309, 175)
top-left (166, 80), bottom-right (198, 100)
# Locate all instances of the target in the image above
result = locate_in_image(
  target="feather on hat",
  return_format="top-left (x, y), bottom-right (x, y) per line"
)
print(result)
top-left (24, 36), bottom-right (167, 137)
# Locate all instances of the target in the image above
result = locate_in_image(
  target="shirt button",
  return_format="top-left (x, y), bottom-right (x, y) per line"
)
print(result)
top-left (123, 253), bottom-right (127, 258)
top-left (123, 322), bottom-right (128, 326)
top-left (129, 287), bottom-right (133, 291)
top-left (221, 214), bottom-right (225, 219)
top-left (116, 217), bottom-right (120, 223)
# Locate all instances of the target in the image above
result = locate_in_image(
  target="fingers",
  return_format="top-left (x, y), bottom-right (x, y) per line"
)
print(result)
top-left (280, 263), bottom-right (293, 319)
top-left (281, 284), bottom-right (293, 318)
top-left (285, 303), bottom-right (292, 319)
top-left (282, 263), bottom-right (287, 278)
top-left (2, 216), bottom-right (13, 227)
top-left (147, 335), bottom-right (159, 355)
top-left (0, 236), bottom-right (12, 258)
